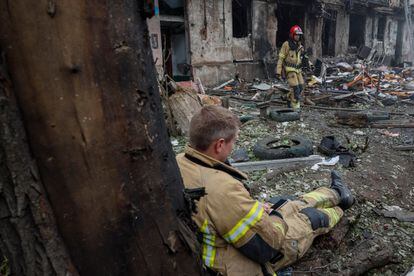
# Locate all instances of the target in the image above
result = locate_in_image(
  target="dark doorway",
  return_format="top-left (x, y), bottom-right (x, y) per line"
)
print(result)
top-left (276, 4), bottom-right (305, 47)
top-left (322, 10), bottom-right (337, 56)
top-left (161, 22), bottom-right (190, 81)
top-left (159, 0), bottom-right (184, 16)
top-left (349, 14), bottom-right (365, 47)
top-left (377, 16), bottom-right (386, 41)
top-left (159, 0), bottom-right (191, 81)
top-left (232, 0), bottom-right (252, 38)
top-left (395, 20), bottom-right (404, 65)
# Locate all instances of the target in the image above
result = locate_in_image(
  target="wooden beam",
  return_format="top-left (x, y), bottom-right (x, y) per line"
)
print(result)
top-left (371, 120), bottom-right (414, 128)
top-left (232, 155), bottom-right (323, 172)
top-left (159, 15), bottom-right (185, 23)
top-left (392, 145), bottom-right (414, 151)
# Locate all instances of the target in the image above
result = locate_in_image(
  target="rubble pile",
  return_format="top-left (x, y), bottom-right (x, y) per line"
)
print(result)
top-left (167, 54), bottom-right (414, 275)
top-left (307, 59), bottom-right (414, 107)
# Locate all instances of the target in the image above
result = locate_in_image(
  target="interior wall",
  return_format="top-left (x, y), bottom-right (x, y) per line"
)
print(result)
top-left (384, 18), bottom-right (399, 57)
top-left (171, 33), bottom-right (189, 77)
top-left (304, 13), bottom-right (323, 60)
top-left (186, 0), bottom-right (233, 85)
top-left (252, 1), bottom-right (277, 61)
top-left (364, 15), bottom-right (375, 48)
top-left (401, 19), bottom-right (414, 63)
top-left (187, 0), bottom-right (233, 66)
top-left (187, 0), bottom-right (276, 86)
top-left (335, 8), bottom-right (350, 56)
top-left (369, 15), bottom-right (399, 59)
top-left (147, 2), bottom-right (163, 77)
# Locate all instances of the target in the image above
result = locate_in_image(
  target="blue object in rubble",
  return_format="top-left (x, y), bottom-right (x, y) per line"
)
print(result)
top-left (277, 267), bottom-right (293, 276)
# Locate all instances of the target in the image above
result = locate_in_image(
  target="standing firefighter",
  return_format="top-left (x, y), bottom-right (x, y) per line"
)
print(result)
top-left (177, 106), bottom-right (355, 276)
top-left (276, 25), bottom-right (310, 110)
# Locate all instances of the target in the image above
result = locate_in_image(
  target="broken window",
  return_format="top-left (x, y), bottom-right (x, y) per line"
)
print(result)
top-left (322, 10), bottom-right (337, 56)
top-left (159, 0), bottom-right (184, 16)
top-left (377, 17), bottom-right (386, 41)
top-left (275, 3), bottom-right (305, 47)
top-left (232, 0), bottom-right (252, 38)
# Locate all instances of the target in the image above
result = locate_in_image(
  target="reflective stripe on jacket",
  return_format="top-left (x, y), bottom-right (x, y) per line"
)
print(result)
top-left (276, 41), bottom-right (304, 75)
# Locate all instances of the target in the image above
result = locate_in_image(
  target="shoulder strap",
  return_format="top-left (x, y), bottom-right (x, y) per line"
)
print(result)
top-left (184, 154), bottom-right (246, 182)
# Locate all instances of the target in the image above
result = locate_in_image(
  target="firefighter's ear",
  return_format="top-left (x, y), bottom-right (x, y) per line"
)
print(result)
top-left (214, 138), bottom-right (225, 153)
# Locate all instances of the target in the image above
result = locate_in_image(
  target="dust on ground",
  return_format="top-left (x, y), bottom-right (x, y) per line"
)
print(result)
top-left (172, 102), bottom-right (414, 275)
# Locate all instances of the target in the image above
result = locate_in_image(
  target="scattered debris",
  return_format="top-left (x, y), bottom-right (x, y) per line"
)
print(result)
top-left (213, 79), bottom-right (235, 90)
top-left (252, 82), bottom-right (272, 91)
top-left (311, 156), bottom-right (340, 171)
top-left (336, 62), bottom-right (353, 72)
top-left (340, 239), bottom-right (396, 275)
top-left (318, 136), bottom-right (357, 167)
top-left (375, 205), bottom-right (414, 222)
top-left (171, 139), bottom-right (179, 146)
top-left (378, 130), bottom-right (400, 137)
top-left (335, 111), bottom-right (390, 127)
top-left (177, 80), bottom-right (201, 93)
top-left (239, 114), bottom-right (256, 123)
top-left (404, 81), bottom-right (414, 90)
top-left (353, 130), bottom-right (365, 136)
top-left (169, 89), bottom-right (202, 135)
top-left (169, 53), bottom-right (414, 275)
top-left (198, 94), bottom-right (222, 106)
top-left (335, 111), bottom-right (370, 127)
top-left (230, 148), bottom-right (250, 163)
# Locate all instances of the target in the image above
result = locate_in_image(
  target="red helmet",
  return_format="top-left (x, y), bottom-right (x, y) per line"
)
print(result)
top-left (289, 25), bottom-right (303, 39)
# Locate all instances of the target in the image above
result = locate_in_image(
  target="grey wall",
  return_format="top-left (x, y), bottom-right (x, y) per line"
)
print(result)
top-left (186, 0), bottom-right (277, 86)
top-left (335, 8), bottom-right (350, 56)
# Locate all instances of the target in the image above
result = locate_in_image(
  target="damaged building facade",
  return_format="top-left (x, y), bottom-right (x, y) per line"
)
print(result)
top-left (147, 0), bottom-right (414, 86)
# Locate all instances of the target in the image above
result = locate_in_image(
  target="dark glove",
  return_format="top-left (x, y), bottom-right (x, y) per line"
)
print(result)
top-left (276, 73), bottom-right (282, 81)
top-left (309, 64), bottom-right (315, 71)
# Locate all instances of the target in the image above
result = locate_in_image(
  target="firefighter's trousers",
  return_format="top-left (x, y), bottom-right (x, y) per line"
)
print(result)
top-left (286, 71), bottom-right (304, 110)
top-left (272, 187), bottom-right (343, 271)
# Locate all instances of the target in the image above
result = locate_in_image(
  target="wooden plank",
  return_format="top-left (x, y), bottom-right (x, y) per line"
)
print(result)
top-left (392, 145), bottom-right (414, 151)
top-left (232, 155), bottom-right (323, 172)
top-left (335, 111), bottom-right (369, 127)
top-left (303, 105), bottom-right (368, 112)
top-left (371, 120), bottom-right (414, 128)
top-left (303, 105), bottom-right (414, 117)
top-left (213, 79), bottom-right (234, 90)
top-left (332, 91), bottom-right (368, 100)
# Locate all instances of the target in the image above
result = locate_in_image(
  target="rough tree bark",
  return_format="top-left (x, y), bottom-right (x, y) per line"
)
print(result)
top-left (0, 53), bottom-right (78, 275)
top-left (0, 1), bottom-right (199, 275)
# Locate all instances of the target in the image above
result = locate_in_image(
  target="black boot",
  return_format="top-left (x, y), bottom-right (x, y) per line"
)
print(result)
top-left (330, 170), bottom-right (355, 210)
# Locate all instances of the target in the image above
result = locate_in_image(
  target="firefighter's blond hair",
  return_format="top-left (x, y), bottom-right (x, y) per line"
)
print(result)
top-left (189, 105), bottom-right (240, 151)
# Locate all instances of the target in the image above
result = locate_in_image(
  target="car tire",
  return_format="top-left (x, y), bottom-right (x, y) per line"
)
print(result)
top-left (269, 110), bottom-right (300, 122)
top-left (253, 136), bottom-right (313, 160)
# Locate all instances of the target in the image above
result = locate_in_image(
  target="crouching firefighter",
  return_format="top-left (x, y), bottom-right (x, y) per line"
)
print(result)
top-left (276, 25), bottom-right (312, 110)
top-left (176, 105), bottom-right (355, 276)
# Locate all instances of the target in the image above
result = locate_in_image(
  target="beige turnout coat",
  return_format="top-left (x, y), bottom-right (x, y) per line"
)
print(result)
top-left (177, 146), bottom-right (343, 276)
top-left (177, 147), bottom-right (288, 275)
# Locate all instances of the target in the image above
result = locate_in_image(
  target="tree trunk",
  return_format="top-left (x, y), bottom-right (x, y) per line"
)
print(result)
top-left (0, 54), bottom-right (78, 275)
top-left (0, 1), bottom-right (199, 275)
